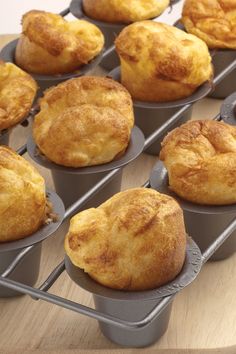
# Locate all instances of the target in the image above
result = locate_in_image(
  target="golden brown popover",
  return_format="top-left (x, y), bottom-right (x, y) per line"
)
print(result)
top-left (15, 10), bottom-right (104, 75)
top-left (160, 120), bottom-right (236, 205)
top-left (65, 188), bottom-right (186, 291)
top-left (0, 61), bottom-right (37, 131)
top-left (83, 0), bottom-right (170, 23)
top-left (182, 0), bottom-right (236, 49)
top-left (0, 146), bottom-right (46, 242)
top-left (33, 76), bottom-right (134, 167)
top-left (115, 21), bottom-right (213, 102)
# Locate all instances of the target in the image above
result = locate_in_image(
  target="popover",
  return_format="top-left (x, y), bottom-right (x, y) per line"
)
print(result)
top-left (15, 10), bottom-right (104, 75)
top-left (160, 120), bottom-right (236, 205)
top-left (0, 61), bottom-right (37, 131)
top-left (65, 188), bottom-right (186, 291)
top-left (115, 21), bottom-right (213, 102)
top-left (182, 0), bottom-right (236, 49)
top-left (83, 0), bottom-right (170, 24)
top-left (0, 146), bottom-right (46, 242)
top-left (33, 76), bottom-right (134, 167)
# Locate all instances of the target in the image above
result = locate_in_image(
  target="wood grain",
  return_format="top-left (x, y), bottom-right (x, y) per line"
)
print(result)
top-left (0, 35), bottom-right (236, 354)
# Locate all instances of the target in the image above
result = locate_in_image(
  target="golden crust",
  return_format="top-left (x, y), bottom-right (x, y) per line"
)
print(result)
top-left (33, 76), bottom-right (134, 167)
top-left (83, 0), bottom-right (170, 23)
top-left (182, 0), bottom-right (236, 49)
top-left (0, 61), bottom-right (37, 131)
top-left (15, 10), bottom-right (104, 74)
top-left (65, 188), bottom-right (186, 291)
top-left (115, 21), bottom-right (213, 102)
top-left (160, 120), bottom-right (236, 205)
top-left (0, 146), bottom-right (46, 242)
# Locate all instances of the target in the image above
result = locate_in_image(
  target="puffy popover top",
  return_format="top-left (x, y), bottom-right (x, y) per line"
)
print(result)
top-left (83, 0), bottom-right (170, 23)
top-left (115, 21), bottom-right (213, 102)
top-left (15, 10), bottom-right (104, 74)
top-left (0, 146), bottom-right (46, 242)
top-left (182, 0), bottom-right (236, 49)
top-left (0, 61), bottom-right (37, 131)
top-left (65, 188), bottom-right (186, 291)
top-left (160, 120), bottom-right (236, 205)
top-left (33, 76), bottom-right (134, 167)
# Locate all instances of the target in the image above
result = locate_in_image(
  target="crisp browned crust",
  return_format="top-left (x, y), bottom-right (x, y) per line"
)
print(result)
top-left (182, 0), bottom-right (236, 49)
top-left (33, 76), bottom-right (134, 167)
top-left (15, 10), bottom-right (104, 74)
top-left (0, 146), bottom-right (46, 242)
top-left (65, 188), bottom-right (186, 291)
top-left (0, 61), bottom-right (37, 131)
top-left (160, 120), bottom-right (236, 205)
top-left (115, 21), bottom-right (213, 102)
top-left (83, 0), bottom-right (170, 23)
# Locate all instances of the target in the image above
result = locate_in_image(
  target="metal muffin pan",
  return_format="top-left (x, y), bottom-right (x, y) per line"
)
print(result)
top-left (175, 20), bottom-right (236, 99)
top-left (0, 129), bottom-right (9, 145)
top-left (150, 161), bottom-right (236, 261)
top-left (27, 126), bottom-right (145, 208)
top-left (0, 39), bottom-right (104, 97)
top-left (0, 189), bottom-right (65, 297)
top-left (220, 91), bottom-right (236, 126)
top-left (109, 67), bottom-right (212, 155)
top-left (65, 237), bottom-right (202, 347)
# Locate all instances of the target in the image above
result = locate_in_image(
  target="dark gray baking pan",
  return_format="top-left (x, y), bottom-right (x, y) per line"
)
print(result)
top-left (220, 92), bottom-right (236, 126)
top-left (109, 67), bottom-right (212, 155)
top-left (150, 161), bottom-right (236, 261)
top-left (0, 189), bottom-right (65, 297)
top-left (0, 130), bottom-right (9, 145)
top-left (65, 236), bottom-right (201, 347)
top-left (0, 39), bottom-right (104, 97)
top-left (175, 20), bottom-right (236, 99)
top-left (27, 126), bottom-right (145, 209)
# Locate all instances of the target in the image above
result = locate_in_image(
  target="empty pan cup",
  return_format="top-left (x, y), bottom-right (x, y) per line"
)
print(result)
top-left (150, 161), bottom-right (236, 261)
top-left (220, 92), bottom-right (236, 126)
top-left (0, 39), bottom-right (104, 97)
top-left (0, 189), bottom-right (65, 297)
top-left (109, 67), bottom-right (212, 155)
top-left (70, 0), bottom-right (122, 71)
top-left (65, 237), bottom-right (202, 347)
top-left (27, 126), bottom-right (145, 209)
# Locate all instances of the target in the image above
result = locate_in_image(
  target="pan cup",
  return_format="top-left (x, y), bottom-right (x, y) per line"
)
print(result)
top-left (0, 39), bottom-right (104, 98)
top-left (65, 237), bottom-right (202, 347)
top-left (109, 67), bottom-right (212, 155)
top-left (0, 130), bottom-right (9, 145)
top-left (150, 161), bottom-right (236, 261)
top-left (27, 126), bottom-right (145, 209)
top-left (220, 92), bottom-right (236, 126)
top-left (65, 240), bottom-right (201, 347)
top-left (70, 0), bottom-right (123, 71)
top-left (0, 189), bottom-right (65, 297)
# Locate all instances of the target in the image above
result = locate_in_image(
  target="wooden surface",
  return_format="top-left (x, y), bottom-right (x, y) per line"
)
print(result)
top-left (0, 35), bottom-right (236, 354)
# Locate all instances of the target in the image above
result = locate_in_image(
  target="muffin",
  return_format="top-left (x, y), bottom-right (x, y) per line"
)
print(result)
top-left (182, 0), bottom-right (236, 49)
top-left (0, 146), bottom-right (46, 242)
top-left (65, 188), bottom-right (186, 291)
top-left (83, 0), bottom-right (170, 23)
top-left (115, 21), bottom-right (213, 102)
top-left (0, 61), bottom-right (37, 131)
top-left (33, 76), bottom-right (134, 167)
top-left (160, 120), bottom-right (236, 205)
top-left (15, 10), bottom-right (104, 75)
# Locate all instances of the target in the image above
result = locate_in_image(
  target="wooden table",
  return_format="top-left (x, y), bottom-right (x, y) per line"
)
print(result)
top-left (0, 35), bottom-right (236, 354)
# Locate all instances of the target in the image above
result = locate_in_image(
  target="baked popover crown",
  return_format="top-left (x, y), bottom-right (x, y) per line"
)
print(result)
top-left (160, 120), bottom-right (236, 205)
top-left (83, 0), bottom-right (170, 23)
top-left (115, 21), bottom-right (213, 102)
top-left (0, 146), bottom-right (46, 242)
top-left (15, 10), bottom-right (104, 74)
top-left (182, 0), bottom-right (236, 49)
top-left (33, 76), bottom-right (134, 167)
top-left (65, 188), bottom-right (186, 291)
top-left (0, 61), bottom-right (37, 131)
